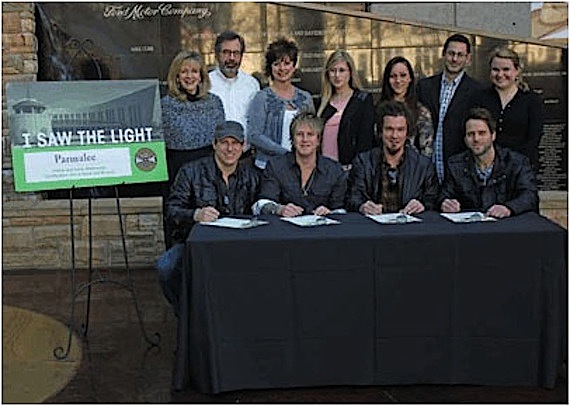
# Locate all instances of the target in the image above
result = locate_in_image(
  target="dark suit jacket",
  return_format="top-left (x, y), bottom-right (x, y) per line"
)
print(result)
top-left (417, 72), bottom-right (484, 161)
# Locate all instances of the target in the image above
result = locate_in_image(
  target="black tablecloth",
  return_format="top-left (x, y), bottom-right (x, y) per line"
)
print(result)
top-left (173, 211), bottom-right (567, 394)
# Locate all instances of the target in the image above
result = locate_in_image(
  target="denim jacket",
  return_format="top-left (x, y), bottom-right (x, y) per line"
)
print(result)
top-left (247, 86), bottom-right (314, 169)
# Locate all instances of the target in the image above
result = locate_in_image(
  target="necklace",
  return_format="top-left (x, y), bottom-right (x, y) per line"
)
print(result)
top-left (498, 86), bottom-right (518, 108)
top-left (301, 169), bottom-right (316, 196)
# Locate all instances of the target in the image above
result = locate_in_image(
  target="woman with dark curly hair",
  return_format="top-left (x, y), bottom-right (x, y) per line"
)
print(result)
top-left (380, 56), bottom-right (434, 157)
top-left (247, 38), bottom-right (314, 170)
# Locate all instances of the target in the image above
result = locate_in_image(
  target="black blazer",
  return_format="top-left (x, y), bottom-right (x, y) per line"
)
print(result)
top-left (470, 86), bottom-right (544, 171)
top-left (417, 73), bottom-right (484, 161)
top-left (317, 90), bottom-right (376, 165)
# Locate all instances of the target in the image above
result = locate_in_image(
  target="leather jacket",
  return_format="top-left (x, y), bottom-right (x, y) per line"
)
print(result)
top-left (259, 152), bottom-right (347, 213)
top-left (166, 155), bottom-right (260, 243)
top-left (346, 146), bottom-right (440, 212)
top-left (440, 146), bottom-right (538, 214)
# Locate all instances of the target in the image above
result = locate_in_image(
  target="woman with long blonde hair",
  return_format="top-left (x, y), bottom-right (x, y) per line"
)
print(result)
top-left (316, 50), bottom-right (375, 169)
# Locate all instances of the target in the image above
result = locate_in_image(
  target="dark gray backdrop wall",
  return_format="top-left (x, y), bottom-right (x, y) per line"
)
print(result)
top-left (35, 2), bottom-right (568, 194)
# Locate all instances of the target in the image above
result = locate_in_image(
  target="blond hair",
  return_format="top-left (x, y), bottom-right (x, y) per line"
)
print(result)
top-left (489, 47), bottom-right (529, 91)
top-left (166, 50), bottom-right (211, 101)
top-left (317, 50), bottom-right (362, 117)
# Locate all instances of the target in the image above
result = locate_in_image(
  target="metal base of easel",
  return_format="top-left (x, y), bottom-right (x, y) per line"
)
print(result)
top-left (54, 186), bottom-right (160, 360)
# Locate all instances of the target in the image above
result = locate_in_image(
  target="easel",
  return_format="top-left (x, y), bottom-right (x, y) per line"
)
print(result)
top-left (53, 186), bottom-right (160, 360)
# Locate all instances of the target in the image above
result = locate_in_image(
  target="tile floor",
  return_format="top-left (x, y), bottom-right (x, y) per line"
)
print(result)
top-left (2, 267), bottom-right (567, 403)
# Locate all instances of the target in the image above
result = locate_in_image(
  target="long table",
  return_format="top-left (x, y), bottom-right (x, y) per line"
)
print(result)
top-left (173, 211), bottom-right (567, 394)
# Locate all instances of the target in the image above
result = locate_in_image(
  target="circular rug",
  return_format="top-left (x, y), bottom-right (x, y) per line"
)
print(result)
top-left (2, 305), bottom-right (82, 403)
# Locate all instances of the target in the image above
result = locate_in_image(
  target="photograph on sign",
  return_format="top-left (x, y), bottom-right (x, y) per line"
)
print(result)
top-left (7, 80), bottom-right (167, 192)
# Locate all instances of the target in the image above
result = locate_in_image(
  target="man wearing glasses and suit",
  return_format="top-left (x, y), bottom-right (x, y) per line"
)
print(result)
top-left (417, 33), bottom-right (483, 183)
top-left (346, 100), bottom-right (439, 215)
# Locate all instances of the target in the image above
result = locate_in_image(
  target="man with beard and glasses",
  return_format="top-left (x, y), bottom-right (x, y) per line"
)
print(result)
top-left (439, 107), bottom-right (538, 218)
top-left (346, 101), bottom-right (439, 215)
top-left (209, 31), bottom-right (260, 156)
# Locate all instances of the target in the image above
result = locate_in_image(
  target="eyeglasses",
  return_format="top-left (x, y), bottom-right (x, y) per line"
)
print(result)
top-left (387, 168), bottom-right (398, 187)
top-left (445, 50), bottom-right (468, 59)
top-left (221, 50), bottom-right (241, 57)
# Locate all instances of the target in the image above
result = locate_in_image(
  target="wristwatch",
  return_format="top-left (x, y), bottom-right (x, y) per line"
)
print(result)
top-left (261, 202), bottom-right (279, 215)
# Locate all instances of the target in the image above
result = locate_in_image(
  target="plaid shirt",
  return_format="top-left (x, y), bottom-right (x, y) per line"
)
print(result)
top-left (380, 155), bottom-right (404, 213)
top-left (433, 72), bottom-right (464, 183)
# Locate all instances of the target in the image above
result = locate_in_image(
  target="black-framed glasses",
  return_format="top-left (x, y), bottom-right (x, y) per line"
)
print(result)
top-left (387, 168), bottom-right (398, 187)
top-left (221, 50), bottom-right (241, 58)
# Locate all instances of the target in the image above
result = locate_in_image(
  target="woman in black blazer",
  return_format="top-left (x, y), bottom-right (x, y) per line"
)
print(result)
top-left (316, 50), bottom-right (376, 170)
top-left (471, 47), bottom-right (544, 172)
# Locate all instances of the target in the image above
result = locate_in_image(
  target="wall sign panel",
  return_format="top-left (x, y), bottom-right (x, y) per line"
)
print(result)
top-left (33, 2), bottom-right (567, 192)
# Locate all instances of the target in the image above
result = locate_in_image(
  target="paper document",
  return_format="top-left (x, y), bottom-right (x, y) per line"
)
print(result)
top-left (440, 212), bottom-right (497, 223)
top-left (366, 213), bottom-right (422, 224)
top-left (281, 215), bottom-right (340, 227)
top-left (201, 217), bottom-right (269, 229)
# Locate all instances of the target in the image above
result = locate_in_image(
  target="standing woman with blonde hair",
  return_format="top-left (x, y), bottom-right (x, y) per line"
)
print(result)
top-left (161, 50), bottom-right (225, 247)
top-left (317, 50), bottom-right (376, 170)
top-left (471, 47), bottom-right (544, 171)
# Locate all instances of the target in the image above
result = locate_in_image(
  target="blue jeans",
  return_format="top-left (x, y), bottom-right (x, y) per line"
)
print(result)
top-left (156, 243), bottom-right (184, 317)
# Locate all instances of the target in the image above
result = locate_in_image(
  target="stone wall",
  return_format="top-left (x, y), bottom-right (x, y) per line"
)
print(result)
top-left (2, 197), bottom-right (165, 270)
top-left (1, 2), bottom-right (567, 272)
top-left (538, 191), bottom-right (568, 229)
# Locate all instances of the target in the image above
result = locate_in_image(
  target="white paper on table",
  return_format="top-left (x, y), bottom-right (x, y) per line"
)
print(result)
top-left (200, 217), bottom-right (269, 229)
top-left (440, 212), bottom-right (497, 223)
top-left (281, 215), bottom-right (340, 227)
top-left (366, 213), bottom-right (422, 224)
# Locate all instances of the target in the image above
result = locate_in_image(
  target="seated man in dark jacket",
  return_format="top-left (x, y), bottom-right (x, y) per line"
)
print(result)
top-left (157, 121), bottom-right (260, 316)
top-left (253, 112), bottom-right (347, 217)
top-left (440, 107), bottom-right (538, 218)
top-left (346, 100), bottom-right (439, 214)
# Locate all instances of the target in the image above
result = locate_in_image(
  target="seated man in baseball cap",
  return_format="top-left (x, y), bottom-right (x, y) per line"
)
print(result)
top-left (157, 120), bottom-right (260, 316)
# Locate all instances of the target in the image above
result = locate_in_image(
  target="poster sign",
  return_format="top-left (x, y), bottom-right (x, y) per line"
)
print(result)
top-left (7, 80), bottom-right (167, 192)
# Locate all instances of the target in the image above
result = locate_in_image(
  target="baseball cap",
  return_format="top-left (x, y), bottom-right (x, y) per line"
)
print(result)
top-left (214, 121), bottom-right (244, 142)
